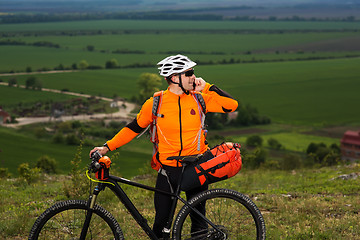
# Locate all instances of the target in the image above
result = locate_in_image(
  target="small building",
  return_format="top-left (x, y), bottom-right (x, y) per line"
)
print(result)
top-left (340, 130), bottom-right (360, 161)
top-left (0, 107), bottom-right (11, 124)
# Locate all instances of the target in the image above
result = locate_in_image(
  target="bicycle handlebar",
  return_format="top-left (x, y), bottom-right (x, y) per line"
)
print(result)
top-left (89, 150), bottom-right (102, 173)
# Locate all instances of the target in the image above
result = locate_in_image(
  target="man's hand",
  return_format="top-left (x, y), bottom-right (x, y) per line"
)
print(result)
top-left (89, 146), bottom-right (109, 158)
top-left (193, 77), bottom-right (206, 92)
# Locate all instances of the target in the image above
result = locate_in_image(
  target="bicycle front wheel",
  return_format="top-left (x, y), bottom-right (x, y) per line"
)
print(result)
top-left (28, 199), bottom-right (123, 240)
top-left (173, 189), bottom-right (266, 240)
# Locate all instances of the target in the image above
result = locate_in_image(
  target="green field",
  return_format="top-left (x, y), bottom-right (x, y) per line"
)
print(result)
top-left (2, 56), bottom-right (360, 125)
top-left (0, 85), bottom-right (76, 107)
top-left (1, 18), bottom-right (360, 240)
top-left (1, 19), bottom-right (360, 72)
top-left (0, 126), bottom-right (152, 177)
top-left (1, 20), bottom-right (360, 32)
top-left (1, 19), bottom-right (359, 176)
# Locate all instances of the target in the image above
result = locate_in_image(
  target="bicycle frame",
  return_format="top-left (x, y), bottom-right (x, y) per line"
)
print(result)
top-left (83, 172), bottom-right (225, 240)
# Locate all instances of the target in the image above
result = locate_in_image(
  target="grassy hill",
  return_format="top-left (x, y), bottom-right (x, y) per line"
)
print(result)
top-left (0, 125), bottom-right (152, 177)
top-left (1, 164), bottom-right (359, 239)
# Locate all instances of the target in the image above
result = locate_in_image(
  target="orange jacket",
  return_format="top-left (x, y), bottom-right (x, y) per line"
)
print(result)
top-left (107, 83), bottom-right (238, 167)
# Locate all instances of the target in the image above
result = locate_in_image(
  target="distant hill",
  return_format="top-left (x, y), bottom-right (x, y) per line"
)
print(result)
top-left (0, 0), bottom-right (359, 19)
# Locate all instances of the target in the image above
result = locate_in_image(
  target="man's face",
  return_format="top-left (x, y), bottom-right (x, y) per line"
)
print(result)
top-left (176, 68), bottom-right (196, 90)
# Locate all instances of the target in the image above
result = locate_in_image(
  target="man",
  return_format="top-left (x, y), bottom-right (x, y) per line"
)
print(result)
top-left (90, 54), bottom-right (238, 238)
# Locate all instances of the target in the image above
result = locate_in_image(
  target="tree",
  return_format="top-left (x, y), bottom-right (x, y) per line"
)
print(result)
top-left (86, 45), bottom-right (95, 51)
top-left (79, 60), bottom-right (89, 70)
top-left (105, 58), bottom-right (119, 69)
top-left (25, 76), bottom-right (42, 90)
top-left (137, 73), bottom-right (162, 103)
top-left (71, 63), bottom-right (78, 69)
top-left (25, 76), bottom-right (36, 89)
top-left (8, 78), bottom-right (17, 87)
top-left (305, 142), bottom-right (340, 166)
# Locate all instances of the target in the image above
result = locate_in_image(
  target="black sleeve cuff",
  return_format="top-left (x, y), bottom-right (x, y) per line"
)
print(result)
top-left (103, 143), bottom-right (111, 151)
top-left (126, 118), bottom-right (146, 133)
top-left (209, 85), bottom-right (234, 99)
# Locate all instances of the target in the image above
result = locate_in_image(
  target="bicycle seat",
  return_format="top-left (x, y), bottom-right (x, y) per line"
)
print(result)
top-left (167, 154), bottom-right (203, 164)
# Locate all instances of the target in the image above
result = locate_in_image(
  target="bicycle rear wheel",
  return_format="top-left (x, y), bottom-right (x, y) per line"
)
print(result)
top-left (28, 199), bottom-right (123, 240)
top-left (173, 189), bottom-right (266, 240)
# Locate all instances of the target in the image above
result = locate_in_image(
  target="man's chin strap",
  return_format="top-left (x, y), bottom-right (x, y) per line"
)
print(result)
top-left (168, 74), bottom-right (189, 95)
top-left (178, 74), bottom-right (189, 95)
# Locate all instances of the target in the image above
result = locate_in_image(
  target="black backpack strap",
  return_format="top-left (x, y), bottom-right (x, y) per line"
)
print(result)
top-left (194, 93), bottom-right (206, 113)
top-left (152, 96), bottom-right (164, 118)
top-left (196, 160), bottom-right (230, 176)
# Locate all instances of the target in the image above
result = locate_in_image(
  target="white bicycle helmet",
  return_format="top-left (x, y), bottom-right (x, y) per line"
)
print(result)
top-left (157, 54), bottom-right (197, 77)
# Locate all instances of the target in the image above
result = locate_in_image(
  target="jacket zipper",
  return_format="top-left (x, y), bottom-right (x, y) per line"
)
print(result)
top-left (178, 96), bottom-right (183, 156)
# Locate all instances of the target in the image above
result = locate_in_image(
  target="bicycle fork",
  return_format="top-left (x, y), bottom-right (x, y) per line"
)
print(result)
top-left (80, 184), bottom-right (102, 239)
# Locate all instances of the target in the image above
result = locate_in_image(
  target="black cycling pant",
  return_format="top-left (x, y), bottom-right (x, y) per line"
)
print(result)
top-left (153, 164), bottom-right (208, 238)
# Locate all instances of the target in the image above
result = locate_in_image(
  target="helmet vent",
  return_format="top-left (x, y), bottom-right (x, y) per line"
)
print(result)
top-left (157, 54), bottom-right (196, 77)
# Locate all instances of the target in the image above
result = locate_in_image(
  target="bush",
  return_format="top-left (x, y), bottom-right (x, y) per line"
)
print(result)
top-left (63, 140), bottom-right (89, 198)
top-left (244, 147), bottom-right (267, 169)
top-left (34, 127), bottom-right (47, 139)
top-left (57, 121), bottom-right (72, 133)
top-left (262, 159), bottom-right (281, 170)
top-left (280, 153), bottom-right (303, 170)
top-left (66, 134), bottom-right (80, 145)
top-left (36, 155), bottom-right (57, 174)
top-left (246, 135), bottom-right (263, 147)
top-left (17, 163), bottom-right (41, 184)
top-left (0, 168), bottom-right (11, 178)
top-left (305, 142), bottom-right (340, 166)
top-left (267, 138), bottom-right (282, 150)
top-left (71, 120), bottom-right (82, 129)
top-left (52, 132), bottom-right (64, 143)
top-left (108, 120), bottom-right (124, 129)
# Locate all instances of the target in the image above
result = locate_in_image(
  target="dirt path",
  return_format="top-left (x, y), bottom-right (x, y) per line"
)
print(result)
top-left (1, 82), bottom-right (137, 128)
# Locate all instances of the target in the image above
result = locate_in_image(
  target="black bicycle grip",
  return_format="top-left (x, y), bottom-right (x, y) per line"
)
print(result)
top-left (90, 150), bottom-right (102, 161)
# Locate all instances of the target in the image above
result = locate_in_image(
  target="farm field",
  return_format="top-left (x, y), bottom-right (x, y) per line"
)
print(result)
top-left (0, 125), bottom-right (153, 177)
top-left (0, 15), bottom-right (359, 240)
top-left (1, 20), bottom-right (360, 72)
top-left (1, 19), bottom-right (359, 177)
top-left (1, 20), bottom-right (360, 32)
top-left (2, 56), bottom-right (360, 125)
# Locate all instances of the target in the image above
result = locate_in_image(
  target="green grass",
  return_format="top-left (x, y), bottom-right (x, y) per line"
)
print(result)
top-left (11, 32), bottom-right (357, 52)
top-left (199, 58), bottom-right (360, 125)
top-left (233, 132), bottom-right (340, 152)
top-left (1, 31), bottom-right (359, 72)
top-left (2, 56), bottom-right (360, 125)
top-left (1, 20), bottom-right (360, 32)
top-left (0, 84), bottom-right (76, 107)
top-left (0, 68), bottom-right (154, 100)
top-left (0, 126), bottom-right (152, 178)
top-left (1, 164), bottom-right (359, 239)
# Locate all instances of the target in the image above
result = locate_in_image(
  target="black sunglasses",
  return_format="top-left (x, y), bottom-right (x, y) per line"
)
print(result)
top-left (183, 69), bottom-right (194, 77)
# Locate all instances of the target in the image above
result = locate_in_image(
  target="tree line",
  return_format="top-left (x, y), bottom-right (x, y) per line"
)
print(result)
top-left (0, 39), bottom-right (60, 48)
top-left (0, 12), bottom-right (358, 24)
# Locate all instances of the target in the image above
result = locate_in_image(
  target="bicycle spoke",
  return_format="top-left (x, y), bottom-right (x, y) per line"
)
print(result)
top-left (174, 189), bottom-right (265, 239)
top-left (33, 205), bottom-right (120, 239)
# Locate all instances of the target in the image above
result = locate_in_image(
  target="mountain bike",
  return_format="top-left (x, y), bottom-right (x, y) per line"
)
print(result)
top-left (29, 151), bottom-right (266, 239)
